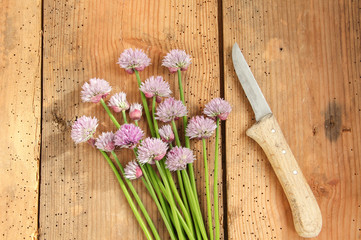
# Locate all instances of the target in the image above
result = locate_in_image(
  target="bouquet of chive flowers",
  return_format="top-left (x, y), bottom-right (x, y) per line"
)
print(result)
top-left (71, 49), bottom-right (231, 240)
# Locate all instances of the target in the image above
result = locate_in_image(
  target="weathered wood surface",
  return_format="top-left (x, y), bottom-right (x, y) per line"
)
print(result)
top-left (40, 0), bottom-right (222, 239)
top-left (1, 0), bottom-right (360, 239)
top-left (223, 0), bottom-right (361, 239)
top-left (0, 0), bottom-right (42, 239)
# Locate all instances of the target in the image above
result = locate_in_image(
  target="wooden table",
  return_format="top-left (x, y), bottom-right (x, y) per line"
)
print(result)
top-left (1, 0), bottom-right (360, 239)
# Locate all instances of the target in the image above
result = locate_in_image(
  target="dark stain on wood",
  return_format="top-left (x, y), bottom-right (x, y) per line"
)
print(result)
top-left (342, 128), bottom-right (351, 132)
top-left (312, 126), bottom-right (317, 136)
top-left (51, 107), bottom-right (68, 132)
top-left (324, 102), bottom-right (342, 142)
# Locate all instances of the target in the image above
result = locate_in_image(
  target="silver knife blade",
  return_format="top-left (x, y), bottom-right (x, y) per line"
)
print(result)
top-left (232, 43), bottom-right (272, 121)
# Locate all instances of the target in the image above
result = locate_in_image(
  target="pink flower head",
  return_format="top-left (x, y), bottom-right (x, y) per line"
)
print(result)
top-left (203, 98), bottom-right (232, 120)
top-left (95, 132), bottom-right (115, 152)
top-left (71, 116), bottom-right (98, 144)
top-left (114, 124), bottom-right (144, 149)
top-left (137, 138), bottom-right (168, 164)
top-left (162, 49), bottom-right (192, 73)
top-left (165, 147), bottom-right (195, 171)
top-left (159, 125), bottom-right (174, 143)
top-left (129, 103), bottom-right (143, 121)
top-left (81, 78), bottom-right (112, 103)
top-left (186, 116), bottom-right (217, 139)
top-left (117, 48), bottom-right (151, 74)
top-left (156, 97), bottom-right (188, 123)
top-left (139, 76), bottom-right (172, 99)
top-left (124, 160), bottom-right (143, 180)
top-left (108, 92), bottom-right (130, 113)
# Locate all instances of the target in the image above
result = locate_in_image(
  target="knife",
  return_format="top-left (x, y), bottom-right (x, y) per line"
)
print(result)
top-left (232, 43), bottom-right (322, 238)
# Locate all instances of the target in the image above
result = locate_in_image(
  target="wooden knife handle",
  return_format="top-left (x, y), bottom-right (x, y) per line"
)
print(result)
top-left (246, 114), bottom-right (322, 238)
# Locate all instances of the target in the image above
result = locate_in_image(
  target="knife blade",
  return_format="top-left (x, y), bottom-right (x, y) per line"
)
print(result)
top-left (232, 43), bottom-right (322, 238)
top-left (232, 43), bottom-right (272, 121)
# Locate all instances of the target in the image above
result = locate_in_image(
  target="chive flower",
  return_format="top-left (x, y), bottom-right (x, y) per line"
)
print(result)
top-left (117, 48), bottom-right (151, 74)
top-left (108, 92), bottom-right (130, 113)
top-left (137, 138), bottom-right (168, 164)
top-left (124, 160), bottom-right (143, 180)
top-left (158, 125), bottom-right (174, 143)
top-left (129, 103), bottom-right (143, 121)
top-left (95, 132), bottom-right (115, 152)
top-left (165, 147), bottom-right (196, 171)
top-left (203, 98), bottom-right (232, 120)
top-left (186, 116), bottom-right (217, 139)
top-left (162, 49), bottom-right (192, 73)
top-left (71, 116), bottom-right (98, 144)
top-left (139, 76), bottom-right (172, 99)
top-left (155, 97), bottom-right (188, 123)
top-left (114, 124), bottom-right (144, 149)
top-left (81, 78), bottom-right (112, 103)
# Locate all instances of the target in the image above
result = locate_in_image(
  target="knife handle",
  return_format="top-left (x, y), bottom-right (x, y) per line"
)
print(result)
top-left (246, 114), bottom-right (322, 238)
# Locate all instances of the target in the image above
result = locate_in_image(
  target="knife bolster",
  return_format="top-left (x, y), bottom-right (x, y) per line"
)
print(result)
top-left (246, 113), bottom-right (322, 238)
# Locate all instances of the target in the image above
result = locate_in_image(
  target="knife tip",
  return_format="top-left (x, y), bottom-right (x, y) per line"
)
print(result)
top-left (232, 43), bottom-right (240, 61)
top-left (233, 42), bottom-right (239, 50)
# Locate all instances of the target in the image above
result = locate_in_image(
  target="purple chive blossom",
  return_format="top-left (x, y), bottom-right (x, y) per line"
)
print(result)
top-left (117, 48), bottom-right (151, 74)
top-left (108, 92), bottom-right (130, 113)
top-left (203, 98), bottom-right (232, 120)
top-left (156, 97), bottom-right (188, 123)
top-left (71, 116), bottom-right (98, 144)
top-left (95, 132), bottom-right (115, 152)
top-left (114, 124), bottom-right (144, 149)
top-left (162, 49), bottom-right (192, 73)
top-left (129, 103), bottom-right (143, 121)
top-left (159, 125), bottom-right (174, 143)
top-left (165, 147), bottom-right (196, 171)
top-left (139, 76), bottom-right (172, 100)
top-left (137, 138), bottom-right (168, 164)
top-left (81, 78), bottom-right (112, 103)
top-left (124, 160), bottom-right (143, 180)
top-left (186, 116), bottom-right (217, 139)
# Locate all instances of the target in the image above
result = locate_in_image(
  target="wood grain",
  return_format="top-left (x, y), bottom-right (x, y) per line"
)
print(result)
top-left (223, 0), bottom-right (361, 239)
top-left (39, 0), bottom-right (222, 239)
top-left (0, 0), bottom-right (42, 239)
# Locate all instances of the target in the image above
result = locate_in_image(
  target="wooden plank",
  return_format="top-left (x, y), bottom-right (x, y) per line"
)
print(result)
top-left (0, 0), bottom-right (42, 239)
top-left (223, 0), bottom-right (361, 239)
top-left (40, 0), bottom-right (222, 239)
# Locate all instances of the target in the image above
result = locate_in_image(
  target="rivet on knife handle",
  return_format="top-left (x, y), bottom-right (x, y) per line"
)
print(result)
top-left (246, 114), bottom-right (322, 238)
